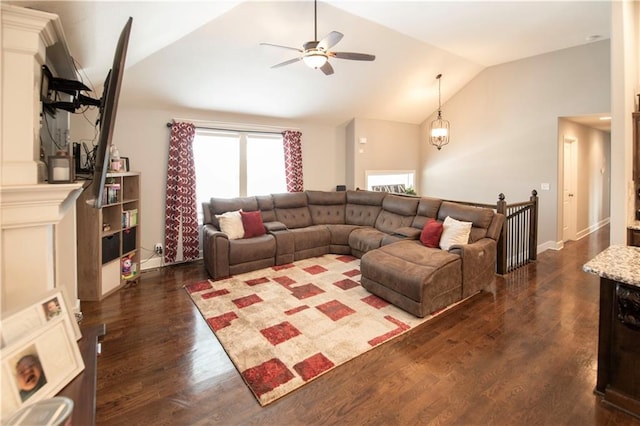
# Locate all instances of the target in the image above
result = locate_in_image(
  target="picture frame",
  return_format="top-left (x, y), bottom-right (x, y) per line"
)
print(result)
top-left (121, 156), bottom-right (130, 172)
top-left (0, 308), bottom-right (84, 420)
top-left (109, 158), bottom-right (126, 173)
top-left (1, 289), bottom-right (81, 348)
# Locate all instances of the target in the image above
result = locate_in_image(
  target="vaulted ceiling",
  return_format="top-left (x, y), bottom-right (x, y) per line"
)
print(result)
top-left (11, 1), bottom-right (611, 126)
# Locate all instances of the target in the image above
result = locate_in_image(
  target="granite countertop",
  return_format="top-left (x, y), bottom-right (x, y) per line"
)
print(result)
top-left (629, 221), bottom-right (640, 231)
top-left (583, 245), bottom-right (640, 287)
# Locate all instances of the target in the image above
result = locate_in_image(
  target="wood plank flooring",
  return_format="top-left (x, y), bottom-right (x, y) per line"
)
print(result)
top-left (80, 226), bottom-right (640, 425)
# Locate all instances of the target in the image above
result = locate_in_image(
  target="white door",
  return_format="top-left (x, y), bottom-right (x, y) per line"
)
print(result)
top-left (563, 137), bottom-right (577, 242)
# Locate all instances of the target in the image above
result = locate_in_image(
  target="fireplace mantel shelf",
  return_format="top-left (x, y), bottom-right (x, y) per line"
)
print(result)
top-left (0, 182), bottom-right (84, 228)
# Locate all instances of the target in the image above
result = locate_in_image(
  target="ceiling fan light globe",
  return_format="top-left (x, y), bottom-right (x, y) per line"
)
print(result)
top-left (303, 53), bottom-right (328, 69)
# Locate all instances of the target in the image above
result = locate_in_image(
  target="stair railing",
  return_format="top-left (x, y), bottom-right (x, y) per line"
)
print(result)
top-left (496, 190), bottom-right (539, 274)
top-left (442, 190), bottom-right (539, 275)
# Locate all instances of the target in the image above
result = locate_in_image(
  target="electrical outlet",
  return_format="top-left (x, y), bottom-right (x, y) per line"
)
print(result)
top-left (154, 243), bottom-right (163, 255)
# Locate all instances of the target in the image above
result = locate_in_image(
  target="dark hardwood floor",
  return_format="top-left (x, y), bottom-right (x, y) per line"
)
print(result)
top-left (81, 226), bottom-right (640, 425)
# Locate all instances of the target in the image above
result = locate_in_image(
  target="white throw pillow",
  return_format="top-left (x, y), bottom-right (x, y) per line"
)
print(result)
top-left (215, 210), bottom-right (244, 240)
top-left (439, 216), bottom-right (472, 250)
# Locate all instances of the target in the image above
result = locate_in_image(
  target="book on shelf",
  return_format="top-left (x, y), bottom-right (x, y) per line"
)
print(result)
top-left (122, 209), bottom-right (138, 228)
top-left (102, 183), bottom-right (121, 205)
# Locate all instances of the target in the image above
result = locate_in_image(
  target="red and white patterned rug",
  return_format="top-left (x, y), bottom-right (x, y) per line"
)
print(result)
top-left (185, 254), bottom-right (453, 406)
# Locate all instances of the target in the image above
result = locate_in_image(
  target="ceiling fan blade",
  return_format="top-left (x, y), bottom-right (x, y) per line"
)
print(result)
top-left (260, 42), bottom-right (303, 53)
top-left (317, 31), bottom-right (343, 51)
top-left (320, 61), bottom-right (334, 76)
top-left (271, 57), bottom-right (302, 68)
top-left (331, 52), bottom-right (376, 61)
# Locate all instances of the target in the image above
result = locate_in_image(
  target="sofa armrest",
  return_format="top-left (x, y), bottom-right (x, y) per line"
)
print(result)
top-left (448, 238), bottom-right (497, 298)
top-left (202, 224), bottom-right (230, 279)
top-left (264, 221), bottom-right (288, 233)
top-left (391, 226), bottom-right (421, 240)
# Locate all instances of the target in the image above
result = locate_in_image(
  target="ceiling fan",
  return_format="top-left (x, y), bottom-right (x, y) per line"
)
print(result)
top-left (260, 0), bottom-right (375, 76)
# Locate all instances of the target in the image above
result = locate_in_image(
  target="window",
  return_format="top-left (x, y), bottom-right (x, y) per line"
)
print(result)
top-left (365, 170), bottom-right (415, 193)
top-left (192, 129), bottom-right (286, 222)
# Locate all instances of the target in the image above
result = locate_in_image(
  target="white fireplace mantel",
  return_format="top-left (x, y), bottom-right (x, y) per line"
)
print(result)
top-left (1, 5), bottom-right (82, 312)
top-left (1, 183), bottom-right (83, 229)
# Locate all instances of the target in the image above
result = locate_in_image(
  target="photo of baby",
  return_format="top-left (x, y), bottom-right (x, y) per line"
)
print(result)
top-left (14, 348), bottom-right (47, 402)
top-left (42, 298), bottom-right (61, 320)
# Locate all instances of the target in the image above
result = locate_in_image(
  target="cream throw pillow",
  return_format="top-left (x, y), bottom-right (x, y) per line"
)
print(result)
top-left (215, 210), bottom-right (244, 240)
top-left (439, 216), bottom-right (472, 250)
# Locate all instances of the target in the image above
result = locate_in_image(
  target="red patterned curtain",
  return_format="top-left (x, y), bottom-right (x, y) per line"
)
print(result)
top-left (164, 122), bottom-right (199, 263)
top-left (282, 130), bottom-right (304, 192)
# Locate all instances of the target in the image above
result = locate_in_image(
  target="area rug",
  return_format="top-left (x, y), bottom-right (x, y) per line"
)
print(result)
top-left (185, 254), bottom-right (453, 406)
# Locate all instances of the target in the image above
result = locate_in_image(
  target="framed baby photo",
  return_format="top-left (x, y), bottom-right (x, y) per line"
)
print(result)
top-left (0, 318), bottom-right (84, 420)
top-left (0, 289), bottom-right (81, 349)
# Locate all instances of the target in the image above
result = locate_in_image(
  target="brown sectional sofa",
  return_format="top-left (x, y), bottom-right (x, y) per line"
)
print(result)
top-left (202, 190), bottom-right (505, 317)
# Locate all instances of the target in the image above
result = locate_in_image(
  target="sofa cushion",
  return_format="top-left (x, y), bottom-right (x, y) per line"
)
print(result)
top-left (325, 224), bottom-right (360, 246)
top-left (275, 207), bottom-right (313, 229)
top-left (345, 190), bottom-right (385, 226)
top-left (307, 190), bottom-right (346, 225)
top-left (381, 194), bottom-right (420, 216)
top-left (420, 219), bottom-right (443, 248)
top-left (437, 201), bottom-right (494, 242)
top-left (439, 216), bottom-right (472, 250)
top-left (256, 195), bottom-right (276, 222)
top-left (215, 210), bottom-right (244, 240)
top-left (273, 192), bottom-right (308, 208)
top-left (273, 192), bottom-right (313, 229)
top-left (209, 196), bottom-right (258, 228)
top-left (229, 234), bottom-right (276, 264)
top-left (240, 210), bottom-right (266, 238)
top-left (375, 210), bottom-right (416, 234)
top-left (349, 227), bottom-right (387, 254)
top-left (361, 240), bottom-right (461, 303)
top-left (372, 194), bottom-right (419, 234)
top-left (411, 197), bottom-right (443, 229)
top-left (289, 225), bottom-right (331, 251)
top-left (306, 190), bottom-right (346, 205)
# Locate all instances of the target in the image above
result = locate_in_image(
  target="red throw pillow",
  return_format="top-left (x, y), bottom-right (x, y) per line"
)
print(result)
top-left (240, 210), bottom-right (266, 239)
top-left (420, 218), bottom-right (443, 248)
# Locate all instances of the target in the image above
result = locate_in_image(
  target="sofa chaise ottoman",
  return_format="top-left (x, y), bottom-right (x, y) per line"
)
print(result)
top-left (360, 201), bottom-right (504, 317)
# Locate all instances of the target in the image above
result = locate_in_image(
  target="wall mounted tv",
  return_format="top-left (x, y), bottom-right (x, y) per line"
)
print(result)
top-left (89, 16), bottom-right (133, 208)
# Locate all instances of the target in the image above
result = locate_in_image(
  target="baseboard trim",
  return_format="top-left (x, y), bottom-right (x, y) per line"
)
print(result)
top-left (141, 257), bottom-right (164, 271)
top-left (539, 240), bottom-right (563, 252)
top-left (141, 255), bottom-right (203, 272)
top-left (577, 217), bottom-right (610, 240)
top-left (541, 217), bottom-right (611, 254)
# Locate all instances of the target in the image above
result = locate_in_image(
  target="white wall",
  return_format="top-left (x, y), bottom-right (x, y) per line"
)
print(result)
top-left (346, 118), bottom-right (421, 191)
top-left (419, 40), bottom-right (610, 249)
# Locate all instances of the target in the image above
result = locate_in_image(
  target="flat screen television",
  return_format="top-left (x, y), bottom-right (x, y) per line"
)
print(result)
top-left (89, 17), bottom-right (133, 208)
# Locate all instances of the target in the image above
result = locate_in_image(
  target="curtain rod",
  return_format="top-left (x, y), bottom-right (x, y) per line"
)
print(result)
top-left (166, 122), bottom-right (285, 136)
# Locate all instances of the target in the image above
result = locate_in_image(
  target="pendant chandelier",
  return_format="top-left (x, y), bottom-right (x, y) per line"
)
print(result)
top-left (430, 74), bottom-right (450, 150)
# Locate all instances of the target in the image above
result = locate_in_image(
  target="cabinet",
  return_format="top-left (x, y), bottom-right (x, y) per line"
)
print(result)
top-left (629, 229), bottom-right (640, 247)
top-left (76, 172), bottom-right (141, 300)
top-left (596, 278), bottom-right (640, 419)
top-left (633, 113), bottom-right (640, 247)
top-left (634, 113), bottom-right (639, 180)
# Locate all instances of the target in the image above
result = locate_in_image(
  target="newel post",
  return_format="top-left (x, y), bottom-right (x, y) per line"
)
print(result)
top-left (496, 193), bottom-right (507, 275)
top-left (529, 189), bottom-right (538, 261)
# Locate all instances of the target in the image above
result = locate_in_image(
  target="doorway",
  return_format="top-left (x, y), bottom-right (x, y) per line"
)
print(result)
top-left (562, 137), bottom-right (578, 242)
